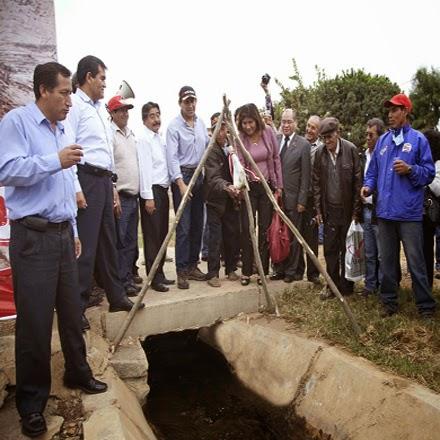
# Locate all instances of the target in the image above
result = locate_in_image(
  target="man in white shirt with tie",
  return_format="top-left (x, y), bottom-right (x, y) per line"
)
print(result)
top-left (137, 102), bottom-right (175, 292)
top-left (67, 55), bottom-right (143, 329)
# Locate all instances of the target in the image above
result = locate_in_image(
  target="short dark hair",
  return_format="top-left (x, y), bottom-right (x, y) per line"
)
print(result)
top-left (33, 62), bottom-right (71, 100)
top-left (367, 118), bottom-right (385, 136)
top-left (237, 103), bottom-right (265, 135)
top-left (76, 55), bottom-right (107, 86)
top-left (424, 129), bottom-right (440, 163)
top-left (142, 102), bottom-right (160, 121)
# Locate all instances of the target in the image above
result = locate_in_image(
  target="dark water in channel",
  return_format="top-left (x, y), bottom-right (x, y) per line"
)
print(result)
top-left (143, 330), bottom-right (288, 440)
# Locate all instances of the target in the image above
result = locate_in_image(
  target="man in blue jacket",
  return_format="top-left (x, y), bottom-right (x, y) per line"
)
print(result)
top-left (362, 94), bottom-right (437, 318)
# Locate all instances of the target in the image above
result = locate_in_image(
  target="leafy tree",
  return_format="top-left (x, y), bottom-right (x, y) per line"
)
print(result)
top-left (275, 60), bottom-right (400, 148)
top-left (410, 66), bottom-right (440, 130)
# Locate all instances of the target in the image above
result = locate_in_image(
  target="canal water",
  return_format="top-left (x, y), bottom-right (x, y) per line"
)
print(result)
top-left (143, 330), bottom-right (314, 440)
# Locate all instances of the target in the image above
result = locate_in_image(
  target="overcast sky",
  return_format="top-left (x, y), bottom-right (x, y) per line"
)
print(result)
top-left (55, 0), bottom-right (440, 133)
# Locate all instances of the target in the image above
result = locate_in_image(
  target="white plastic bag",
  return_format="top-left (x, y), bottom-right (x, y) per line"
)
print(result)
top-left (229, 152), bottom-right (249, 190)
top-left (345, 220), bottom-right (365, 282)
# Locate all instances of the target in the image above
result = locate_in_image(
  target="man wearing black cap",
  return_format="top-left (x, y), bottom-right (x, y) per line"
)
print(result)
top-left (166, 86), bottom-right (210, 289)
top-left (362, 94), bottom-right (437, 318)
top-left (313, 117), bottom-right (362, 299)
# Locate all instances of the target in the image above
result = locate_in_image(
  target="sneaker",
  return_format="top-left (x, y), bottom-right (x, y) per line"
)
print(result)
top-left (187, 266), bottom-right (207, 281)
top-left (177, 274), bottom-right (189, 289)
top-left (227, 271), bottom-right (239, 281)
top-left (207, 277), bottom-right (221, 287)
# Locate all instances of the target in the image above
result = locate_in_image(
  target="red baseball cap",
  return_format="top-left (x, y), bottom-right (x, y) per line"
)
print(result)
top-left (106, 95), bottom-right (134, 112)
top-left (384, 93), bottom-right (412, 112)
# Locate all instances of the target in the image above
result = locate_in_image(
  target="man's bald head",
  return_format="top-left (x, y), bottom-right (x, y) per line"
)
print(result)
top-left (305, 115), bottom-right (321, 143)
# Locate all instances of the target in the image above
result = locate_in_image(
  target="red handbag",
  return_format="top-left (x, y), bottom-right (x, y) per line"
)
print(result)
top-left (267, 195), bottom-right (291, 263)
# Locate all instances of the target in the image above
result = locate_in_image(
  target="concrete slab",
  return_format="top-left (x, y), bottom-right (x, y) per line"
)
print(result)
top-left (104, 247), bottom-right (315, 341)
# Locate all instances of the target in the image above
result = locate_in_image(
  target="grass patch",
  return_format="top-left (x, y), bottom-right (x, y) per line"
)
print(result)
top-left (279, 281), bottom-right (440, 393)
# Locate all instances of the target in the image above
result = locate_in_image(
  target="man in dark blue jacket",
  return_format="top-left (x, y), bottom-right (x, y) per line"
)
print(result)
top-left (362, 94), bottom-right (437, 318)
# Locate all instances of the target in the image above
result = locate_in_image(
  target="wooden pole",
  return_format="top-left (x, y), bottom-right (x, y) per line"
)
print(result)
top-left (224, 96), bottom-right (362, 337)
top-left (111, 109), bottom-right (227, 350)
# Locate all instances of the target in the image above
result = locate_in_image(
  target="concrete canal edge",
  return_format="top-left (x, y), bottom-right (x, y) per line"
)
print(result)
top-left (199, 314), bottom-right (440, 440)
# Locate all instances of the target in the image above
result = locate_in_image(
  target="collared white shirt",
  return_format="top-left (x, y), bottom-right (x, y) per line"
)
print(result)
top-left (309, 139), bottom-right (322, 166)
top-left (137, 126), bottom-right (170, 200)
top-left (111, 122), bottom-right (139, 195)
top-left (279, 133), bottom-right (295, 155)
top-left (363, 149), bottom-right (373, 204)
top-left (66, 89), bottom-right (114, 191)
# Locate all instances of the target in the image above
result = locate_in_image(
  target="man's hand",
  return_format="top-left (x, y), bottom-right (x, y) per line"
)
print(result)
top-left (74, 238), bottom-right (82, 259)
top-left (352, 214), bottom-right (361, 224)
top-left (145, 199), bottom-right (156, 215)
top-left (260, 81), bottom-right (269, 94)
top-left (113, 188), bottom-right (122, 218)
top-left (76, 191), bottom-right (87, 209)
top-left (177, 178), bottom-right (192, 198)
top-left (360, 186), bottom-right (371, 199)
top-left (225, 184), bottom-right (240, 199)
top-left (59, 145), bottom-right (83, 169)
top-left (393, 159), bottom-right (412, 175)
top-left (315, 213), bottom-right (323, 225)
top-left (297, 204), bottom-right (306, 213)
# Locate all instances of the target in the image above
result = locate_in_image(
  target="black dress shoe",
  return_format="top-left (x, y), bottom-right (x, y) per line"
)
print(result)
top-left (283, 276), bottom-right (295, 283)
top-left (152, 283), bottom-right (169, 293)
top-left (21, 412), bottom-right (47, 438)
top-left (379, 307), bottom-right (397, 318)
top-left (162, 278), bottom-right (175, 285)
top-left (270, 273), bottom-right (284, 281)
top-left (109, 297), bottom-right (145, 313)
top-left (64, 377), bottom-right (108, 394)
top-left (133, 275), bottom-right (143, 284)
top-left (125, 285), bottom-right (139, 297)
top-left (308, 276), bottom-right (321, 285)
top-left (81, 314), bottom-right (90, 332)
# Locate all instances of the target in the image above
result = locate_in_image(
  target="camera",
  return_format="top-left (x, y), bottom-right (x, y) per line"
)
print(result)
top-left (261, 73), bottom-right (271, 85)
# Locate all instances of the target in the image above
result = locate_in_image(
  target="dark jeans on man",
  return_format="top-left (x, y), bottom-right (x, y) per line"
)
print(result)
top-left (241, 181), bottom-right (273, 276)
top-left (171, 168), bottom-right (204, 274)
top-left (362, 205), bottom-right (380, 291)
top-left (140, 185), bottom-right (169, 284)
top-left (206, 202), bottom-right (240, 278)
top-left (10, 222), bottom-right (92, 417)
top-left (297, 197), bottom-right (319, 280)
top-left (378, 219), bottom-right (437, 314)
top-left (422, 215), bottom-right (437, 287)
top-left (116, 192), bottom-right (139, 288)
top-left (323, 206), bottom-right (353, 294)
top-left (77, 168), bottom-right (126, 310)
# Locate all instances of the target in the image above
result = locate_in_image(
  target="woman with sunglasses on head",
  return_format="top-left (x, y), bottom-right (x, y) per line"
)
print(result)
top-left (236, 103), bottom-right (283, 285)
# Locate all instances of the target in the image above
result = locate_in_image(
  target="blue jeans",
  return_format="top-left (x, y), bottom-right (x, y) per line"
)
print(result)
top-left (171, 169), bottom-right (204, 273)
top-left (378, 219), bottom-right (437, 314)
top-left (116, 194), bottom-right (139, 286)
top-left (362, 207), bottom-right (380, 291)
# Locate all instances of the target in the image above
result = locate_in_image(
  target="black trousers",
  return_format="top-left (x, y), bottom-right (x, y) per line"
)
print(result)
top-left (422, 214), bottom-right (437, 287)
top-left (297, 198), bottom-right (319, 280)
top-left (279, 209), bottom-right (304, 277)
top-left (76, 168), bottom-right (126, 310)
top-left (140, 185), bottom-right (169, 284)
top-left (207, 202), bottom-right (240, 278)
top-left (323, 211), bottom-right (353, 294)
top-left (240, 182), bottom-right (273, 276)
top-left (10, 222), bottom-right (92, 417)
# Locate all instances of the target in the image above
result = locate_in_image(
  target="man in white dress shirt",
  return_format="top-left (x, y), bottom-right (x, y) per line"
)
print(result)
top-left (67, 55), bottom-right (143, 329)
top-left (137, 102), bottom-right (175, 292)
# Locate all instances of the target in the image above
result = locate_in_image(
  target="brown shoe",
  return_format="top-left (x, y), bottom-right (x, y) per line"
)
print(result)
top-left (177, 274), bottom-right (189, 289)
top-left (227, 271), bottom-right (239, 281)
top-left (187, 266), bottom-right (207, 281)
top-left (207, 277), bottom-right (221, 287)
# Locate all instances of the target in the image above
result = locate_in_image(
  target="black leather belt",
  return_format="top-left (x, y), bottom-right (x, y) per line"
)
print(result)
top-left (12, 216), bottom-right (70, 232)
top-left (118, 190), bottom-right (139, 199)
top-left (78, 163), bottom-right (118, 182)
top-left (181, 166), bottom-right (196, 173)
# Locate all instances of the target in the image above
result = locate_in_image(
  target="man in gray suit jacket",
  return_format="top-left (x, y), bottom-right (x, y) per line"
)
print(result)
top-left (271, 109), bottom-right (311, 282)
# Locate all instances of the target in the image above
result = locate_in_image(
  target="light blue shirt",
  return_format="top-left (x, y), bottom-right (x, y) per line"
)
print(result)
top-left (67, 89), bottom-right (114, 191)
top-left (166, 113), bottom-right (209, 182)
top-left (0, 102), bottom-right (78, 235)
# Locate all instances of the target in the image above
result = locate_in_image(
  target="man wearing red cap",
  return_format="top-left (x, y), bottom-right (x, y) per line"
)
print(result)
top-left (107, 95), bottom-right (141, 297)
top-left (362, 93), bottom-right (437, 319)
